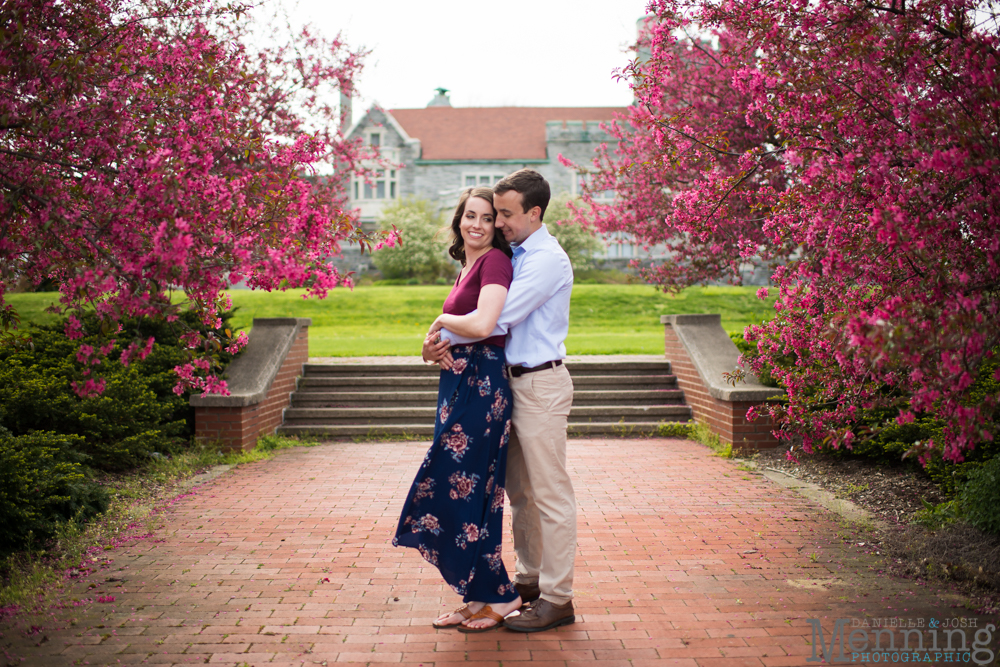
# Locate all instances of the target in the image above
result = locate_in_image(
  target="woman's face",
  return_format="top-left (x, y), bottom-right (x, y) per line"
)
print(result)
top-left (460, 196), bottom-right (497, 255)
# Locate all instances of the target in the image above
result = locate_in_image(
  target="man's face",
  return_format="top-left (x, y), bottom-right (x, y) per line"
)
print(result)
top-left (493, 190), bottom-right (537, 244)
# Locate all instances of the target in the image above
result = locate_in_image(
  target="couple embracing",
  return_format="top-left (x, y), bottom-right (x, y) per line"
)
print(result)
top-left (392, 169), bottom-right (577, 633)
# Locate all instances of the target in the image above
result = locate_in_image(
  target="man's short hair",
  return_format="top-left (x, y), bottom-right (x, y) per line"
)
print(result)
top-left (494, 169), bottom-right (551, 222)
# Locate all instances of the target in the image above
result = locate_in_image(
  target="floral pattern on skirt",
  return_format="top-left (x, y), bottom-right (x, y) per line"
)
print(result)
top-left (393, 343), bottom-right (517, 603)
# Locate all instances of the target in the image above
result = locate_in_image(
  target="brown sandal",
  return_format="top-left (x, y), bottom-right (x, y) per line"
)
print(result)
top-left (432, 604), bottom-right (474, 629)
top-left (457, 605), bottom-right (505, 633)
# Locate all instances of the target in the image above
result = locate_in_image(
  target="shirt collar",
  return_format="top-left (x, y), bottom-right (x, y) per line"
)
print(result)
top-left (510, 223), bottom-right (550, 257)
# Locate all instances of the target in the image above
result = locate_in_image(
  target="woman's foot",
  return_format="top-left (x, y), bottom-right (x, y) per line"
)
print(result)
top-left (433, 602), bottom-right (482, 628)
top-left (461, 596), bottom-right (522, 631)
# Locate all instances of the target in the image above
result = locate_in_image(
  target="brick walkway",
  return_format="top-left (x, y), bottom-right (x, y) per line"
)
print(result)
top-left (3, 438), bottom-right (995, 666)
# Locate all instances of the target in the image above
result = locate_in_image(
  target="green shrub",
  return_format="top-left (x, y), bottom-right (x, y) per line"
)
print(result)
top-left (958, 457), bottom-right (1000, 535)
top-left (911, 498), bottom-right (961, 531)
top-left (0, 356), bottom-right (181, 471)
top-left (545, 194), bottom-right (605, 272)
top-left (813, 351), bottom-right (999, 497)
top-left (372, 198), bottom-right (455, 282)
top-left (0, 311), bottom-right (234, 471)
top-left (0, 429), bottom-right (109, 557)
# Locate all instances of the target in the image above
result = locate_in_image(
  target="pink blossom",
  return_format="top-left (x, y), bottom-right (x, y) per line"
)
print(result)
top-left (572, 0), bottom-right (1000, 464)
top-left (76, 344), bottom-right (94, 364)
top-left (71, 378), bottom-right (107, 398)
top-left (0, 0), bottom-right (394, 397)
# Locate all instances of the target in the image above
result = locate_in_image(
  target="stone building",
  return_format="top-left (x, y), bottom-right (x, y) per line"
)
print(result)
top-left (338, 90), bottom-right (651, 274)
top-left (334, 88), bottom-right (769, 285)
top-left (346, 89), bottom-right (622, 224)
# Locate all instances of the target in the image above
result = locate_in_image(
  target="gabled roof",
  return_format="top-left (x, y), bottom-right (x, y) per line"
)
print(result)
top-left (347, 102), bottom-right (415, 145)
top-left (388, 107), bottom-right (626, 161)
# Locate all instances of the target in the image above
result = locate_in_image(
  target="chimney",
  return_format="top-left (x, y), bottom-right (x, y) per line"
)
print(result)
top-left (427, 87), bottom-right (452, 107)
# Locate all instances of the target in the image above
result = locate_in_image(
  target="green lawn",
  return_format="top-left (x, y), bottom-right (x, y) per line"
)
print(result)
top-left (6, 285), bottom-right (776, 356)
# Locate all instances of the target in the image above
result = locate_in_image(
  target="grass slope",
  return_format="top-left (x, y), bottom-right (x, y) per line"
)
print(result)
top-left (6, 285), bottom-right (775, 356)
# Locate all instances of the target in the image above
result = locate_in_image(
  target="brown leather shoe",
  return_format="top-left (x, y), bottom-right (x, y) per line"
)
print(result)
top-left (503, 598), bottom-right (575, 633)
top-left (513, 581), bottom-right (540, 604)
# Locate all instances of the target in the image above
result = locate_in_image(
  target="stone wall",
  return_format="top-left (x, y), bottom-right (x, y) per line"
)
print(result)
top-left (191, 318), bottom-right (310, 451)
top-left (662, 314), bottom-right (782, 452)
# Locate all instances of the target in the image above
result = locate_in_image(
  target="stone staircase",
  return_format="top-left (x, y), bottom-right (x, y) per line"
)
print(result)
top-left (277, 358), bottom-right (691, 438)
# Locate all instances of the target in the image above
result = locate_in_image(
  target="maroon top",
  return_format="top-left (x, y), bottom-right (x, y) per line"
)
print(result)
top-left (442, 247), bottom-right (513, 348)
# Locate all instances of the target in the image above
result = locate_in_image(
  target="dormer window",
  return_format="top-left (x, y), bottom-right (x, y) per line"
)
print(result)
top-left (368, 132), bottom-right (381, 147)
top-left (353, 169), bottom-right (397, 201)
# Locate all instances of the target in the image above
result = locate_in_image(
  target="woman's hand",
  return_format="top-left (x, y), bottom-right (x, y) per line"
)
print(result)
top-left (422, 332), bottom-right (454, 369)
top-left (428, 316), bottom-right (446, 335)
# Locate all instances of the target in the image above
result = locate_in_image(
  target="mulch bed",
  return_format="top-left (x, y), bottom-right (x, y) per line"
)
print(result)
top-left (751, 446), bottom-right (1000, 615)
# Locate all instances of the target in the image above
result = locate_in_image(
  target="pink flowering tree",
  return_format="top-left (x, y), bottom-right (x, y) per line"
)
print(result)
top-left (563, 23), bottom-right (797, 289)
top-left (0, 0), bottom-right (393, 395)
top-left (573, 0), bottom-right (1000, 463)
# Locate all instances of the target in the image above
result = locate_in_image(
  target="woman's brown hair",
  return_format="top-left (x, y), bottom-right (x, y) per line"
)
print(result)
top-left (448, 187), bottom-right (513, 265)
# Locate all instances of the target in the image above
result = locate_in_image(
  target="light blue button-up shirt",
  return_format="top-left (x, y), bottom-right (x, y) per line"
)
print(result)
top-left (441, 224), bottom-right (573, 367)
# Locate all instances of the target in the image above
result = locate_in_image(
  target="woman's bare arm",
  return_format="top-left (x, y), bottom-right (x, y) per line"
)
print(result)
top-left (428, 284), bottom-right (508, 339)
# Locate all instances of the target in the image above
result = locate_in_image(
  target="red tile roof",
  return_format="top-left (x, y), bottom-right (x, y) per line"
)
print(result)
top-left (388, 107), bottom-right (626, 161)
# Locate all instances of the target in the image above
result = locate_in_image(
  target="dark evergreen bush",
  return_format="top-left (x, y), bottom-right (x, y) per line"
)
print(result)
top-left (0, 310), bottom-right (235, 471)
top-left (809, 351), bottom-right (999, 496)
top-left (957, 457), bottom-right (1000, 535)
top-left (0, 310), bottom-right (235, 555)
top-left (0, 429), bottom-right (109, 557)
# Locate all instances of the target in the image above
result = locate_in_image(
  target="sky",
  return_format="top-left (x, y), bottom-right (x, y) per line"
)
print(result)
top-left (284, 0), bottom-right (651, 121)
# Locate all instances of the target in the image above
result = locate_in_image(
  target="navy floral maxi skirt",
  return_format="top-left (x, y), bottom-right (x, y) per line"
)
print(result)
top-left (393, 343), bottom-right (518, 604)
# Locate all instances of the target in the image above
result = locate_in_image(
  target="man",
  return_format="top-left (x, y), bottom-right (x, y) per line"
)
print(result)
top-left (423, 169), bottom-right (577, 633)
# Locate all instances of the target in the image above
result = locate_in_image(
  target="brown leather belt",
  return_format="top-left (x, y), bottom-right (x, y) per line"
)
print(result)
top-left (507, 360), bottom-right (563, 378)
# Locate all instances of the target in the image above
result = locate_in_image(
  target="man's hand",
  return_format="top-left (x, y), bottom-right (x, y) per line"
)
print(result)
top-left (422, 333), bottom-right (454, 370)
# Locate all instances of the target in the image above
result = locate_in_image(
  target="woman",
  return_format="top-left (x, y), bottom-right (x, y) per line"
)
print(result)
top-left (392, 187), bottom-right (522, 633)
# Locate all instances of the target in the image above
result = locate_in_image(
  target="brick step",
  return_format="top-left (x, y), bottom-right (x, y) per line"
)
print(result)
top-left (277, 419), bottom-right (685, 438)
top-left (302, 360), bottom-right (674, 378)
top-left (297, 377), bottom-right (440, 391)
top-left (561, 361), bottom-right (673, 376)
top-left (564, 374), bottom-right (680, 388)
top-left (283, 358), bottom-right (692, 439)
top-left (291, 389), bottom-right (686, 408)
top-left (282, 405), bottom-right (691, 426)
top-left (295, 374), bottom-right (680, 392)
top-left (303, 363), bottom-right (439, 378)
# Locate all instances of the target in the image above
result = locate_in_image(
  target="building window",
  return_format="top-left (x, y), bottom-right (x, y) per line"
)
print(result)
top-left (604, 231), bottom-right (636, 258)
top-left (463, 173), bottom-right (506, 189)
top-left (354, 169), bottom-right (398, 202)
top-left (368, 132), bottom-right (381, 147)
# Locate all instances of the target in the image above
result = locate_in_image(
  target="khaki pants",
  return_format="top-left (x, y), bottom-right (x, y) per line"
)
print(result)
top-left (506, 364), bottom-right (576, 604)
